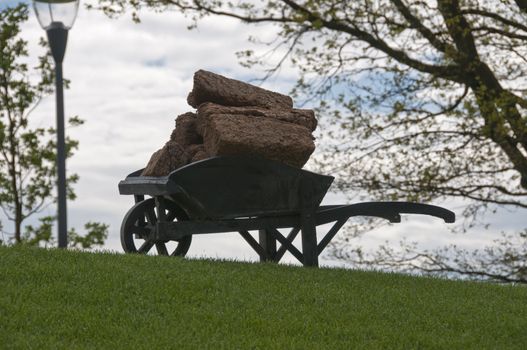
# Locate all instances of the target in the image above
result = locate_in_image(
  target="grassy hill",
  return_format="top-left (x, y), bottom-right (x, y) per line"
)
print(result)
top-left (1, 246), bottom-right (526, 349)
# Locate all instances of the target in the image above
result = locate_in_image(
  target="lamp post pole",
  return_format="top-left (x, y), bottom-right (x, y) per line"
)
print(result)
top-left (34, 0), bottom-right (79, 248)
top-left (47, 23), bottom-right (69, 248)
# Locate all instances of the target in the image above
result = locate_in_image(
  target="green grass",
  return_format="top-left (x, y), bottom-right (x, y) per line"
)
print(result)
top-left (1, 246), bottom-right (526, 349)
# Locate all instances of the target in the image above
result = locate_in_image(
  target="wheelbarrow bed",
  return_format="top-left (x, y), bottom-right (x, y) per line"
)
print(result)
top-left (119, 156), bottom-right (334, 219)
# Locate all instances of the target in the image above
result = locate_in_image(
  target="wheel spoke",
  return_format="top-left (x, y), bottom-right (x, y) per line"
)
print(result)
top-left (134, 215), bottom-right (147, 227)
top-left (156, 242), bottom-right (168, 255)
top-left (130, 225), bottom-right (150, 237)
top-left (166, 209), bottom-right (178, 222)
top-left (146, 207), bottom-right (157, 225)
top-left (138, 240), bottom-right (154, 254)
top-left (166, 203), bottom-right (187, 222)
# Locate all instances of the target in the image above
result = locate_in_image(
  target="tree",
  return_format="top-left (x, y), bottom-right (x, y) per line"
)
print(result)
top-left (93, 0), bottom-right (527, 281)
top-left (0, 3), bottom-right (108, 248)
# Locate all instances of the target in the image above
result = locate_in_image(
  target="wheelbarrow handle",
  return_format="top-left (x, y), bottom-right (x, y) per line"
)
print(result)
top-left (312, 202), bottom-right (454, 261)
top-left (379, 201), bottom-right (455, 223)
top-left (316, 202), bottom-right (456, 224)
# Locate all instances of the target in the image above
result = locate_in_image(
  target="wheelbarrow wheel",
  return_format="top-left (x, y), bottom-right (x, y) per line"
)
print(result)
top-left (120, 197), bottom-right (192, 256)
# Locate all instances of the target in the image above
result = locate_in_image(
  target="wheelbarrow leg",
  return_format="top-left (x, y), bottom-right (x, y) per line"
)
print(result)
top-left (300, 178), bottom-right (319, 267)
top-left (301, 211), bottom-right (318, 267)
top-left (258, 229), bottom-right (277, 262)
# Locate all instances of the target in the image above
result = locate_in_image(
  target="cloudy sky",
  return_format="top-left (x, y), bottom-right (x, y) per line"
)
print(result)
top-left (3, 0), bottom-right (525, 267)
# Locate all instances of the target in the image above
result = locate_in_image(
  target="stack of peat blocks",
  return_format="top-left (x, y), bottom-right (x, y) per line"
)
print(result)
top-left (142, 70), bottom-right (318, 176)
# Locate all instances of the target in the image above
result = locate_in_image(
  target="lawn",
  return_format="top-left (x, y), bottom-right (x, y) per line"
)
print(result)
top-left (1, 246), bottom-right (526, 349)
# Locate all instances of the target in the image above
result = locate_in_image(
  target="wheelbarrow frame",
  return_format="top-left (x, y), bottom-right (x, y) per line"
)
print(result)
top-left (118, 156), bottom-right (455, 267)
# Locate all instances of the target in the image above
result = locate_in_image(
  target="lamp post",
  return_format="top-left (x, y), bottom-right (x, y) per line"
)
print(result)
top-left (33, 0), bottom-right (79, 248)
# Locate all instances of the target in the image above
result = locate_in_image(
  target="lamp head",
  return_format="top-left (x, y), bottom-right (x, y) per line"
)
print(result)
top-left (33, 0), bottom-right (79, 30)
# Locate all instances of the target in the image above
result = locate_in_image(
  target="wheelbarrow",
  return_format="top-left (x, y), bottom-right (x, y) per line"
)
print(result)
top-left (118, 156), bottom-right (455, 267)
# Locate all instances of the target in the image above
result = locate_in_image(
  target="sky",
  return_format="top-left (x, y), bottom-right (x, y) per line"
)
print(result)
top-left (3, 0), bottom-right (526, 267)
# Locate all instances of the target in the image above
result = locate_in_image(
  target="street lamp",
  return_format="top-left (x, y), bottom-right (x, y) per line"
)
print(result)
top-left (33, 0), bottom-right (79, 248)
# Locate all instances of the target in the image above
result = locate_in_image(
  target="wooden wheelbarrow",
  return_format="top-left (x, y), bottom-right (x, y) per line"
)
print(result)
top-left (118, 156), bottom-right (455, 267)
